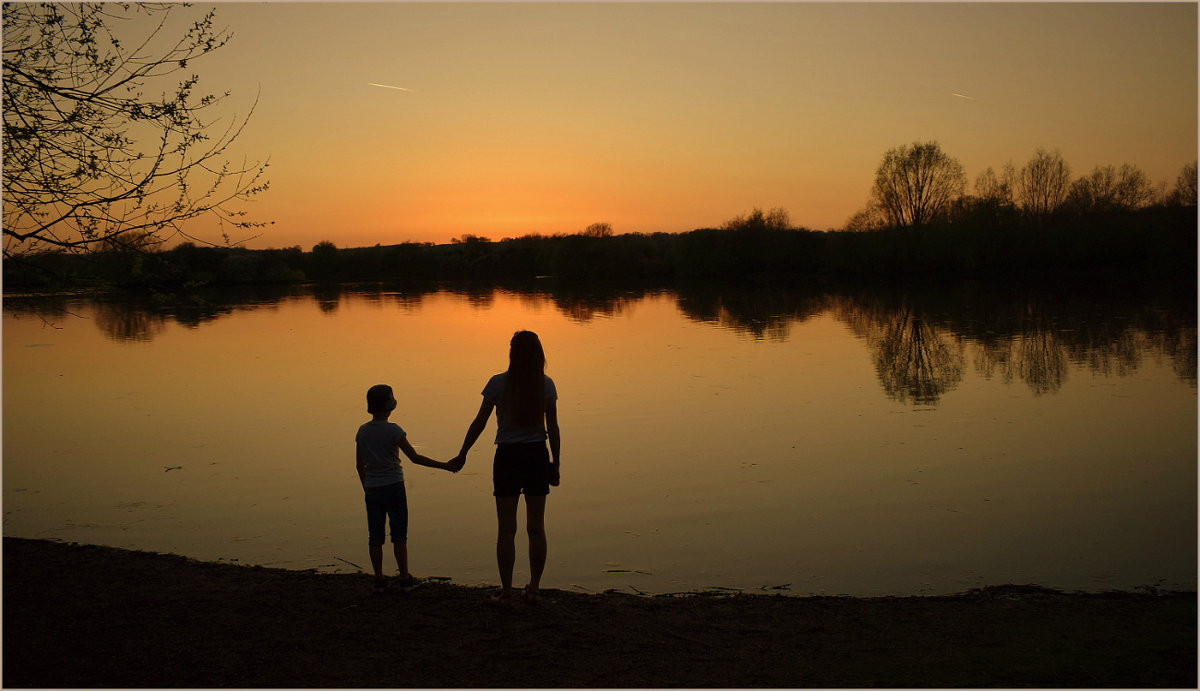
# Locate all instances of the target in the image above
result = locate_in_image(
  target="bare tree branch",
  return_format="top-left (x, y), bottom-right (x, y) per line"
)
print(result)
top-left (2, 3), bottom-right (270, 258)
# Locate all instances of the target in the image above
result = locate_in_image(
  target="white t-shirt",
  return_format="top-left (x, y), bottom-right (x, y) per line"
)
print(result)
top-left (355, 420), bottom-right (406, 488)
top-left (482, 372), bottom-right (557, 445)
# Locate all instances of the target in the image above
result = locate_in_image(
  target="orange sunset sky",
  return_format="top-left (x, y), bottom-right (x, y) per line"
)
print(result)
top-left (118, 2), bottom-right (1198, 249)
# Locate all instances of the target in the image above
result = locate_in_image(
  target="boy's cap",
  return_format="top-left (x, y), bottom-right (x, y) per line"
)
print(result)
top-left (366, 384), bottom-right (397, 414)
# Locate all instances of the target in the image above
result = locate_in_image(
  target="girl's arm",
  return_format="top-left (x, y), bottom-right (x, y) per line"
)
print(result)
top-left (399, 436), bottom-right (454, 471)
top-left (454, 398), bottom-right (495, 467)
top-left (545, 400), bottom-right (561, 465)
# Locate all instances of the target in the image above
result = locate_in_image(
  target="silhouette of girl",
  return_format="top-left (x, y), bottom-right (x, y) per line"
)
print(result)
top-left (453, 330), bottom-right (560, 605)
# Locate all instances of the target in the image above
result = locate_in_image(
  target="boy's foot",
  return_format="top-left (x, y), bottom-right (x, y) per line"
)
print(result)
top-left (373, 577), bottom-right (388, 595)
top-left (522, 586), bottom-right (541, 605)
top-left (396, 575), bottom-right (421, 593)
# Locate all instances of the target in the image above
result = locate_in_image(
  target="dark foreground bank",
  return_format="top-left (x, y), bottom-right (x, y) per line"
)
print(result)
top-left (3, 538), bottom-right (1195, 688)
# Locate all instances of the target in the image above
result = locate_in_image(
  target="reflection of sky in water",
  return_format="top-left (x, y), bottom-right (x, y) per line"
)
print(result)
top-left (3, 288), bottom-right (1195, 596)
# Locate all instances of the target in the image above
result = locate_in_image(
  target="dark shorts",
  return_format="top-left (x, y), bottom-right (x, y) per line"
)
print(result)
top-left (364, 481), bottom-right (408, 545)
top-left (493, 442), bottom-right (552, 498)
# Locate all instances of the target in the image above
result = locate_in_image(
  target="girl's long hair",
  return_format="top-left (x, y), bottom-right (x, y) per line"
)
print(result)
top-left (504, 330), bottom-right (546, 430)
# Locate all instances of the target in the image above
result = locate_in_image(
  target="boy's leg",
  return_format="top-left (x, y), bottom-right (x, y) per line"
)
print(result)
top-left (495, 495), bottom-right (520, 597)
top-left (365, 488), bottom-right (387, 584)
top-left (388, 482), bottom-right (411, 578)
top-left (392, 541), bottom-right (408, 579)
top-left (525, 494), bottom-right (547, 596)
top-left (369, 544), bottom-right (385, 581)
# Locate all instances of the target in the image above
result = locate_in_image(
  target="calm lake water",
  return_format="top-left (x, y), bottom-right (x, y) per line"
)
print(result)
top-left (4, 282), bottom-right (1196, 596)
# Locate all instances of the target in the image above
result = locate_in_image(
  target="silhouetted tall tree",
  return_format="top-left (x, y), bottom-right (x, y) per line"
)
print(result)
top-left (581, 222), bottom-right (614, 238)
top-left (843, 203), bottom-right (887, 232)
top-left (974, 164), bottom-right (1016, 207)
top-left (308, 240), bottom-right (340, 280)
top-left (965, 163), bottom-right (1019, 226)
top-left (870, 141), bottom-right (966, 228)
top-left (721, 207), bottom-right (792, 232)
top-left (1066, 163), bottom-right (1154, 214)
top-left (1168, 161), bottom-right (1197, 207)
top-left (1016, 148), bottom-right (1071, 219)
top-left (2, 3), bottom-right (269, 257)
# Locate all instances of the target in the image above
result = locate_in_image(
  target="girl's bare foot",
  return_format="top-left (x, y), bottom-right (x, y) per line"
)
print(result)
top-left (522, 586), bottom-right (541, 604)
top-left (489, 589), bottom-right (516, 610)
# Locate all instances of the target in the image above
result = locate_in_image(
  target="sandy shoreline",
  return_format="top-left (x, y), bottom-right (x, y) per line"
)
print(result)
top-left (3, 536), bottom-right (1195, 688)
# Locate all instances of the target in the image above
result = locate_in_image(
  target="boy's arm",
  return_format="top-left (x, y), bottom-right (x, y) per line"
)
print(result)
top-left (355, 442), bottom-right (368, 485)
top-left (398, 436), bottom-right (453, 471)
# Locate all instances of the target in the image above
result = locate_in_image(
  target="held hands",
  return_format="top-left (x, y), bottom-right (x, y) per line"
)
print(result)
top-left (446, 454), bottom-right (466, 473)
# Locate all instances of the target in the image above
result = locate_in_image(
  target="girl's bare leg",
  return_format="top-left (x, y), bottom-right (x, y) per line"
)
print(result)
top-left (495, 496), bottom-right (520, 599)
top-left (525, 494), bottom-right (547, 598)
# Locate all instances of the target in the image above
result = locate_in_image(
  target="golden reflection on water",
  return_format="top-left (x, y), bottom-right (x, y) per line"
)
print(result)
top-left (3, 287), bottom-right (1195, 595)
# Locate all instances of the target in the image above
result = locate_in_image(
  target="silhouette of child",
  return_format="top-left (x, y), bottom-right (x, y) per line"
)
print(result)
top-left (356, 384), bottom-right (457, 594)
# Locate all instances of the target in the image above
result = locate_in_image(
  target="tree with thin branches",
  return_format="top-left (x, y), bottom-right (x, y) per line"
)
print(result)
top-left (870, 141), bottom-right (966, 228)
top-left (1066, 163), bottom-right (1155, 214)
top-left (1015, 148), bottom-right (1070, 220)
top-left (581, 222), bottom-right (613, 238)
top-left (2, 2), bottom-right (269, 258)
top-left (1168, 161), bottom-right (1197, 207)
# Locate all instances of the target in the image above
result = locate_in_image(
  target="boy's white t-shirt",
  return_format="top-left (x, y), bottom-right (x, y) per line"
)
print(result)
top-left (482, 372), bottom-right (557, 445)
top-left (355, 420), bottom-right (406, 488)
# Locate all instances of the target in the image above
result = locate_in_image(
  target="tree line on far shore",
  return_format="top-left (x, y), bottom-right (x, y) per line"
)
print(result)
top-left (6, 200), bottom-right (1195, 293)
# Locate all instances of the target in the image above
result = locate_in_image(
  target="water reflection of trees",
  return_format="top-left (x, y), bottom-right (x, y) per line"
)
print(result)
top-left (7, 281), bottom-right (1193, 404)
top-left (673, 283), bottom-right (826, 341)
top-left (1016, 331), bottom-right (1069, 395)
top-left (544, 285), bottom-right (652, 324)
top-left (312, 284), bottom-right (343, 313)
top-left (676, 283), bottom-right (1195, 404)
top-left (974, 331), bottom-right (1070, 395)
top-left (93, 301), bottom-right (169, 342)
top-left (339, 281), bottom-right (655, 324)
top-left (872, 311), bottom-right (965, 405)
top-left (1160, 329), bottom-right (1197, 386)
top-left (830, 285), bottom-right (1196, 403)
top-left (832, 296), bottom-right (965, 404)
